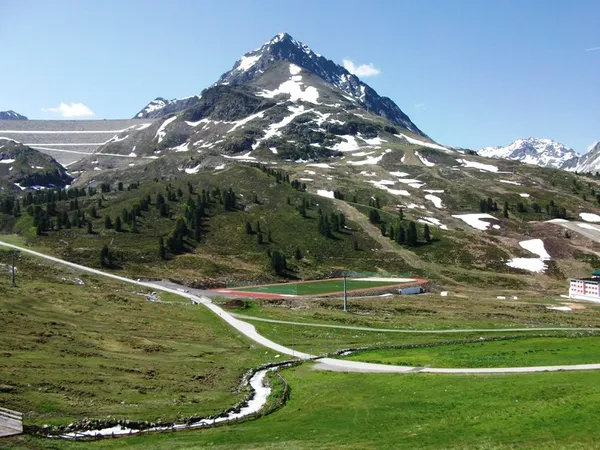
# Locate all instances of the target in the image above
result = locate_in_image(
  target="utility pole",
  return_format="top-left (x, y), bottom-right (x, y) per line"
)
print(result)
top-left (9, 249), bottom-right (18, 287)
top-left (343, 274), bottom-right (348, 312)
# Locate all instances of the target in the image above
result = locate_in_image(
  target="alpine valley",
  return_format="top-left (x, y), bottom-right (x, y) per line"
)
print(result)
top-left (2, 32), bottom-right (600, 293)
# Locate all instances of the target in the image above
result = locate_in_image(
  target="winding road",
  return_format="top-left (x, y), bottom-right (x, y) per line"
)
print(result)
top-left (2, 240), bottom-right (600, 374)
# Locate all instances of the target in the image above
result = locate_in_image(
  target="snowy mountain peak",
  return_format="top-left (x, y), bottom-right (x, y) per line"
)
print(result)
top-left (133, 32), bottom-right (426, 136)
top-left (478, 137), bottom-right (579, 169)
top-left (0, 110), bottom-right (28, 120)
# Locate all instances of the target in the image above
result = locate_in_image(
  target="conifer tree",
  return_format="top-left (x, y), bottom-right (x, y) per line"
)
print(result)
top-left (424, 224), bottom-right (431, 242)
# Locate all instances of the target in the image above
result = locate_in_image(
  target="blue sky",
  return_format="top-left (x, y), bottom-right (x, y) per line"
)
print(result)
top-left (1, 0), bottom-right (599, 152)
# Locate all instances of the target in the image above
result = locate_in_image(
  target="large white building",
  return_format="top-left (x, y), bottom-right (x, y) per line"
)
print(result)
top-left (569, 274), bottom-right (600, 301)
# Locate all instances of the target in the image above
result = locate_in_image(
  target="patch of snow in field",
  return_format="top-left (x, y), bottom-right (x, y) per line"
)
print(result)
top-left (224, 152), bottom-right (256, 161)
top-left (228, 111), bottom-right (265, 133)
top-left (400, 134), bottom-right (449, 152)
top-left (185, 118), bottom-right (211, 127)
top-left (257, 78), bottom-right (319, 104)
top-left (317, 189), bottom-right (335, 198)
top-left (172, 142), bottom-right (189, 152)
top-left (348, 154), bottom-right (383, 166)
top-left (373, 179), bottom-right (396, 185)
top-left (136, 123), bottom-right (152, 131)
top-left (492, 224), bottom-right (501, 229)
top-left (263, 105), bottom-right (311, 141)
top-left (395, 178), bottom-right (424, 187)
top-left (185, 164), bottom-right (201, 174)
top-left (404, 203), bottom-right (426, 209)
top-left (300, 178), bottom-right (313, 181)
top-left (546, 218), bottom-right (568, 223)
top-left (401, 155), bottom-right (406, 163)
top-left (352, 151), bottom-right (374, 157)
top-left (425, 194), bottom-right (444, 209)
top-left (519, 193), bottom-right (530, 198)
top-left (415, 151), bottom-right (435, 167)
top-left (368, 180), bottom-right (410, 196)
top-left (456, 158), bottom-right (499, 173)
top-left (307, 163), bottom-right (332, 169)
top-left (519, 239), bottom-right (550, 259)
top-left (289, 63), bottom-right (302, 75)
top-left (506, 239), bottom-right (550, 273)
top-left (506, 258), bottom-right (547, 273)
top-left (237, 54), bottom-right (261, 72)
top-left (452, 213), bottom-right (498, 230)
top-left (0, 159), bottom-right (15, 164)
top-left (214, 164), bottom-right (225, 171)
top-left (269, 147), bottom-right (278, 154)
top-left (360, 136), bottom-right (387, 146)
top-left (579, 213), bottom-right (600, 223)
top-left (331, 135), bottom-right (362, 152)
top-left (359, 170), bottom-right (377, 176)
top-left (424, 189), bottom-right (444, 193)
top-left (547, 306), bottom-right (572, 312)
top-left (390, 171), bottom-right (410, 177)
top-left (578, 223), bottom-right (600, 231)
top-left (304, 169), bottom-right (316, 175)
top-left (155, 116), bottom-right (177, 143)
top-left (500, 180), bottom-right (522, 186)
top-left (418, 217), bottom-right (449, 230)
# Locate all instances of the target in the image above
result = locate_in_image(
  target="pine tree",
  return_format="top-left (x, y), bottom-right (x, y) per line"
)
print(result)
top-left (245, 222), bottom-right (253, 234)
top-left (267, 230), bottom-right (273, 242)
top-left (256, 221), bottom-right (261, 234)
top-left (158, 236), bottom-right (166, 260)
top-left (503, 201), bottom-right (509, 218)
top-left (257, 233), bottom-right (263, 245)
top-left (398, 207), bottom-right (404, 221)
top-left (115, 216), bottom-right (122, 232)
top-left (380, 223), bottom-right (387, 236)
top-left (295, 247), bottom-right (303, 260)
top-left (389, 225), bottom-right (395, 240)
top-left (424, 224), bottom-right (431, 242)
top-left (100, 245), bottom-right (109, 267)
top-left (353, 240), bottom-right (359, 251)
top-left (407, 222), bottom-right (418, 246)
top-left (87, 221), bottom-right (93, 234)
top-left (104, 215), bottom-right (112, 229)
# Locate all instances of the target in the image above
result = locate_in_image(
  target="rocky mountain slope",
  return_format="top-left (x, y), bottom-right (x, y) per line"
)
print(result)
top-left (0, 110), bottom-right (28, 120)
top-left (134, 33), bottom-right (424, 136)
top-left (573, 141), bottom-right (600, 174)
top-left (0, 138), bottom-right (72, 191)
top-left (74, 33), bottom-right (447, 176)
top-left (478, 138), bottom-right (579, 169)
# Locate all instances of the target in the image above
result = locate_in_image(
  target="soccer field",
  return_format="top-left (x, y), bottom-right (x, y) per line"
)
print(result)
top-left (229, 278), bottom-right (414, 296)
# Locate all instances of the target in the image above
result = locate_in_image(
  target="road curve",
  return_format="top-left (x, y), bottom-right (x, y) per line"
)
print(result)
top-left (232, 313), bottom-right (600, 334)
top-left (2, 240), bottom-right (600, 374)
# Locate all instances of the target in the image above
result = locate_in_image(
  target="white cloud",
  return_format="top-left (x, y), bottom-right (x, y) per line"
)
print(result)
top-left (585, 46), bottom-right (600, 52)
top-left (343, 59), bottom-right (381, 77)
top-left (42, 102), bottom-right (94, 117)
top-left (414, 102), bottom-right (426, 110)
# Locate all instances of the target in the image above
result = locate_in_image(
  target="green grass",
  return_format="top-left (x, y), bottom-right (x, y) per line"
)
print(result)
top-left (344, 334), bottom-right (600, 367)
top-left (0, 251), bottom-right (279, 426)
top-left (230, 278), bottom-right (411, 296)
top-left (9, 364), bottom-right (600, 449)
top-left (221, 294), bottom-right (600, 331)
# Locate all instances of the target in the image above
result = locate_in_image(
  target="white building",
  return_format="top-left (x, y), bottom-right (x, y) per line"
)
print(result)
top-left (569, 278), bottom-right (600, 301)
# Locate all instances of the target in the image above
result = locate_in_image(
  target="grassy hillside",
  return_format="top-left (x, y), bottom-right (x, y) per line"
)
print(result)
top-left (2, 153), bottom-right (600, 292)
top-left (0, 250), bottom-right (280, 426)
top-left (9, 364), bottom-right (600, 449)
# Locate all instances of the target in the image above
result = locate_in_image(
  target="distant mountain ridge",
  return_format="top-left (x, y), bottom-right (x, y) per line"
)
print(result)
top-left (133, 32), bottom-right (424, 136)
top-left (0, 138), bottom-right (72, 191)
top-left (479, 138), bottom-right (600, 174)
top-left (0, 110), bottom-right (28, 120)
top-left (478, 138), bottom-right (579, 170)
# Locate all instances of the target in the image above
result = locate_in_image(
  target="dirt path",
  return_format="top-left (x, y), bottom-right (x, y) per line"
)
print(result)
top-left (230, 313), bottom-right (600, 334)
top-left (332, 198), bottom-right (425, 269)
